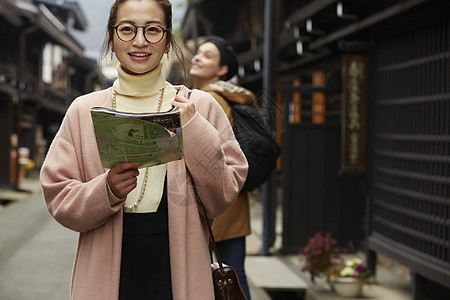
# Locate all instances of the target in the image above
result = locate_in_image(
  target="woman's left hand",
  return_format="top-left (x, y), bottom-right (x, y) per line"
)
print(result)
top-left (172, 94), bottom-right (196, 126)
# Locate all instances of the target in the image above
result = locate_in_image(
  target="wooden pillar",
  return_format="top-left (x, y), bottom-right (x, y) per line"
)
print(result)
top-left (0, 100), bottom-right (13, 186)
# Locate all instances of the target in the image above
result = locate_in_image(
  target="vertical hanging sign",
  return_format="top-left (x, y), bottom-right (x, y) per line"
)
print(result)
top-left (342, 55), bottom-right (366, 171)
top-left (312, 70), bottom-right (326, 124)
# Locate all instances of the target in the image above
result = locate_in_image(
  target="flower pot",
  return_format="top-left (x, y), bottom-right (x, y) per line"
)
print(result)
top-left (330, 277), bottom-right (364, 297)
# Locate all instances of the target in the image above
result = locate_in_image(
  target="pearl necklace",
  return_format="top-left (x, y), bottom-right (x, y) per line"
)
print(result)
top-left (112, 88), bottom-right (165, 211)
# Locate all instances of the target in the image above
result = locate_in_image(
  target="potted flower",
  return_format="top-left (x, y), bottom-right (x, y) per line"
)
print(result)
top-left (300, 231), bottom-right (342, 283)
top-left (329, 258), bottom-right (371, 297)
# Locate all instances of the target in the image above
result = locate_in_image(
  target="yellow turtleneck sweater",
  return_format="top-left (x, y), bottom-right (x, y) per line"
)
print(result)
top-left (109, 64), bottom-right (177, 213)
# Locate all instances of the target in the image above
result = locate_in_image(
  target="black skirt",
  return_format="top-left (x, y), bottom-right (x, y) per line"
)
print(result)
top-left (119, 180), bottom-right (172, 300)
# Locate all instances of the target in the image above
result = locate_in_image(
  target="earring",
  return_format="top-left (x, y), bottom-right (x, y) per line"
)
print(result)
top-left (110, 52), bottom-right (113, 61)
top-left (166, 52), bottom-right (169, 61)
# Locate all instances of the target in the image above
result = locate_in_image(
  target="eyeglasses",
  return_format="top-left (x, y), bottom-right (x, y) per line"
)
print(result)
top-left (112, 23), bottom-right (168, 44)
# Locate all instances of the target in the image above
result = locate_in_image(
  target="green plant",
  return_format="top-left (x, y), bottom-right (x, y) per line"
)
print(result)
top-left (300, 231), bottom-right (342, 283)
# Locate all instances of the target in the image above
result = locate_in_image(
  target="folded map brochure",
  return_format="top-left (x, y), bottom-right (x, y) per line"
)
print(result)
top-left (90, 106), bottom-right (183, 169)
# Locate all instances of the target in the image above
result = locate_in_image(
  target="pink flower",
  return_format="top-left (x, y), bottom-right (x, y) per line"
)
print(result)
top-left (356, 264), bottom-right (367, 272)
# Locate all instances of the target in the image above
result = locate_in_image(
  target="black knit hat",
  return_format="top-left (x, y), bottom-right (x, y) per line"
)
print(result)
top-left (203, 36), bottom-right (238, 81)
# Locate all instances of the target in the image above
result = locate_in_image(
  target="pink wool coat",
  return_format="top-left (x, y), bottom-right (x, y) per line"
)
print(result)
top-left (40, 86), bottom-right (248, 300)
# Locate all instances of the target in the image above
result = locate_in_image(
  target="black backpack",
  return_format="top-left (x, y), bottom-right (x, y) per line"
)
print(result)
top-left (222, 96), bottom-right (281, 192)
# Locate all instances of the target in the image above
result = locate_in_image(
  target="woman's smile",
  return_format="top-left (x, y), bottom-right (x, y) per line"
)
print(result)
top-left (129, 51), bottom-right (152, 61)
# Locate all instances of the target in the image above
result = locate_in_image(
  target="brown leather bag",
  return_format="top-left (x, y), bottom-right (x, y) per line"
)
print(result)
top-left (210, 262), bottom-right (247, 300)
top-left (197, 192), bottom-right (247, 300)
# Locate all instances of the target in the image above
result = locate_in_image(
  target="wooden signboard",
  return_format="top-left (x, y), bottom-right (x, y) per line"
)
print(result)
top-left (341, 55), bottom-right (366, 171)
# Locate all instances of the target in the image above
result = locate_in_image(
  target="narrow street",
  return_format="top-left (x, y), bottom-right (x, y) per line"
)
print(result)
top-left (0, 187), bottom-right (78, 300)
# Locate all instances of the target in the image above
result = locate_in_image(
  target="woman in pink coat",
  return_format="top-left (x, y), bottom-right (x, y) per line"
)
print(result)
top-left (40, 0), bottom-right (247, 299)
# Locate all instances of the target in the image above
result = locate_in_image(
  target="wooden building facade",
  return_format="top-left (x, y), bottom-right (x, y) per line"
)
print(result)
top-left (182, 0), bottom-right (450, 298)
top-left (0, 0), bottom-right (98, 188)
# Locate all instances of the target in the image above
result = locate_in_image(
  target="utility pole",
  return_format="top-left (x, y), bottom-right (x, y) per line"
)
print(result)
top-left (261, 0), bottom-right (279, 256)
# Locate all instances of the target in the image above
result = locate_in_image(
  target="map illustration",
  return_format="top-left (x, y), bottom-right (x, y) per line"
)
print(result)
top-left (91, 107), bottom-right (183, 169)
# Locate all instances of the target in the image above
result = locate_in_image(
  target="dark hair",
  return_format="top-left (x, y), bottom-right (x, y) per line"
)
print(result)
top-left (203, 36), bottom-right (238, 81)
top-left (98, 0), bottom-right (186, 84)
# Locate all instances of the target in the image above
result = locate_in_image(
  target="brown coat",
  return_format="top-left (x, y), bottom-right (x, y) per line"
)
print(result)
top-left (40, 86), bottom-right (248, 299)
top-left (203, 81), bottom-right (255, 241)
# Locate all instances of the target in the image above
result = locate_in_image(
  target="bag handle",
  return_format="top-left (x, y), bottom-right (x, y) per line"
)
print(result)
top-left (197, 195), bottom-right (227, 275)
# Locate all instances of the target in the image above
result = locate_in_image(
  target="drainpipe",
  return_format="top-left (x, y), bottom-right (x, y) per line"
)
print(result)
top-left (261, 0), bottom-right (279, 256)
top-left (15, 23), bottom-right (38, 190)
